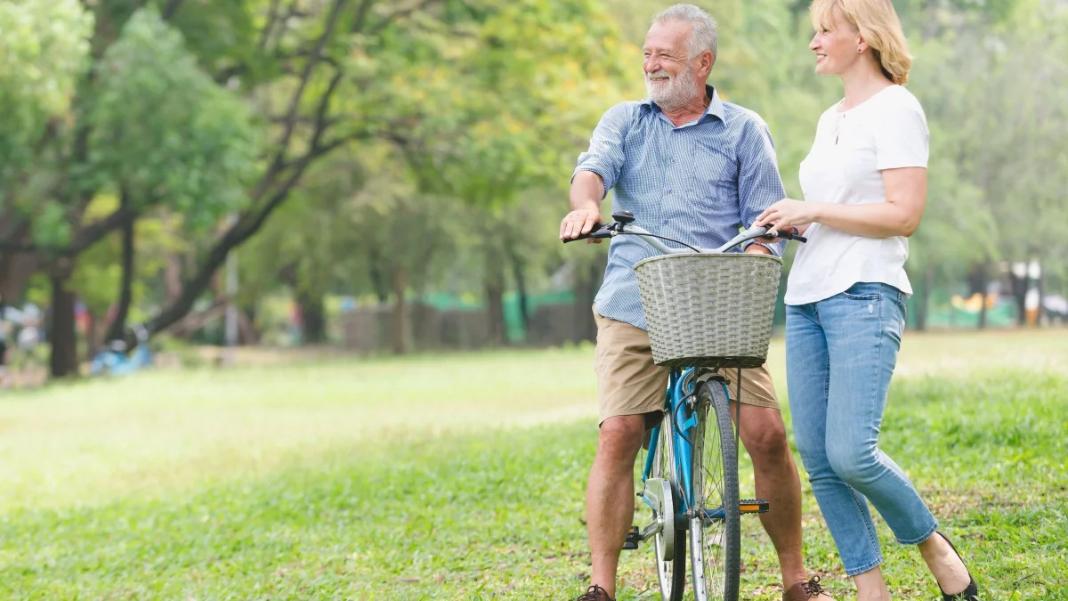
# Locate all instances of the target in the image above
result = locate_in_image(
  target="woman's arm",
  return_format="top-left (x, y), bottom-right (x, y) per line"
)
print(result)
top-left (756, 167), bottom-right (927, 238)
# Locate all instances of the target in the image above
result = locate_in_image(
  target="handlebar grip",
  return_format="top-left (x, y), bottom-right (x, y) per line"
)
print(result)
top-left (761, 226), bottom-right (807, 244)
top-left (563, 224), bottom-right (613, 243)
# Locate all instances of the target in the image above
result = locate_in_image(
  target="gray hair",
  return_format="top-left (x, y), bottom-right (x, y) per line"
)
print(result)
top-left (653, 4), bottom-right (718, 58)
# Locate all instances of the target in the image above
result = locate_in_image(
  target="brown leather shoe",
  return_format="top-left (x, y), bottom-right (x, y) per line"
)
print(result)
top-left (784, 576), bottom-right (828, 601)
top-left (575, 584), bottom-right (614, 601)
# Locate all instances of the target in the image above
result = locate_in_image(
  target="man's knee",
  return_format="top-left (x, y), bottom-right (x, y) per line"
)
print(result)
top-left (597, 414), bottom-right (647, 460)
top-left (739, 407), bottom-right (790, 462)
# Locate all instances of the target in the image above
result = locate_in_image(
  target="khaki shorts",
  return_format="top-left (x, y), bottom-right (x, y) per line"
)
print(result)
top-left (594, 311), bottom-right (779, 422)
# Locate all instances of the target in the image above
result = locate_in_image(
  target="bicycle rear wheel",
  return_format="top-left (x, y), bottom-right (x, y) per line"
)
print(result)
top-left (650, 415), bottom-right (685, 601)
top-left (689, 380), bottom-right (740, 601)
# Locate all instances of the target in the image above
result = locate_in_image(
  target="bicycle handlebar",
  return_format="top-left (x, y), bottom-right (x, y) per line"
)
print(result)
top-left (563, 210), bottom-right (806, 254)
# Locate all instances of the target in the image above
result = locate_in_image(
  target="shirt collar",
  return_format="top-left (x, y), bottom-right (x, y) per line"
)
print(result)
top-left (641, 85), bottom-right (725, 122)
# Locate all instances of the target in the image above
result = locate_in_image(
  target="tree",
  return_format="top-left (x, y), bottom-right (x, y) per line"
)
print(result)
top-left (86, 8), bottom-right (259, 342)
top-left (0, 0), bottom-right (92, 300)
top-left (909, 3), bottom-right (1068, 327)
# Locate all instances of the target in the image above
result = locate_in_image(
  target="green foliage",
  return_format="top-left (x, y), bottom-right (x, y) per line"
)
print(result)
top-left (0, 0), bottom-right (92, 191)
top-left (362, 0), bottom-right (632, 205)
top-left (906, 4), bottom-right (1068, 279)
top-left (166, 0), bottom-right (262, 79)
top-left (86, 7), bottom-right (259, 229)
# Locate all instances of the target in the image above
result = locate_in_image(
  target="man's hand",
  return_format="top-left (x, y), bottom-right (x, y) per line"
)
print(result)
top-left (560, 204), bottom-right (602, 242)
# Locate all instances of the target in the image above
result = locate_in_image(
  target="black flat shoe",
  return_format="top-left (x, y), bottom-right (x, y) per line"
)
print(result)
top-left (935, 531), bottom-right (979, 601)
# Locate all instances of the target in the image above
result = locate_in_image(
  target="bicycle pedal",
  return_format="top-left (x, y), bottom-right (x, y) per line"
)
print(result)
top-left (739, 498), bottom-right (769, 514)
top-left (622, 526), bottom-right (641, 550)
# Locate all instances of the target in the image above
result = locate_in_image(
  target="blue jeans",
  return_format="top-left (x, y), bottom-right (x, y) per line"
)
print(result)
top-left (786, 282), bottom-right (938, 576)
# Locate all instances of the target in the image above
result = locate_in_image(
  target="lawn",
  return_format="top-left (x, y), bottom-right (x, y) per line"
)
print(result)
top-left (0, 330), bottom-right (1065, 600)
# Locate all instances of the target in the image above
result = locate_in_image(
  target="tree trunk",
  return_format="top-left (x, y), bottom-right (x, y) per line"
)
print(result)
top-left (0, 220), bottom-right (40, 301)
top-left (915, 265), bottom-right (932, 331)
top-left (105, 195), bottom-right (135, 343)
top-left (485, 280), bottom-right (506, 346)
top-left (240, 305), bottom-right (260, 344)
top-left (368, 246), bottom-right (389, 303)
top-left (49, 270), bottom-right (79, 378)
top-left (507, 246), bottom-right (529, 343)
top-left (390, 267), bottom-right (408, 354)
top-left (1035, 266), bottom-right (1044, 327)
top-left (573, 255), bottom-right (606, 342)
top-left (1008, 262), bottom-right (1028, 327)
top-left (976, 264), bottom-right (989, 330)
top-left (164, 253), bottom-right (183, 303)
top-left (296, 290), bottom-right (326, 344)
top-left (484, 254), bottom-right (506, 346)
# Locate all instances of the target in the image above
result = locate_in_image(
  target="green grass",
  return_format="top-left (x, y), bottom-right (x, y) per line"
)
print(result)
top-left (0, 332), bottom-right (1066, 600)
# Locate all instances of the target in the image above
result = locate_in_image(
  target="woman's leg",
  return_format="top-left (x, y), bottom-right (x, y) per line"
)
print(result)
top-left (819, 284), bottom-right (938, 546)
top-left (853, 567), bottom-right (891, 601)
top-left (786, 303), bottom-right (884, 580)
top-left (918, 532), bottom-right (975, 596)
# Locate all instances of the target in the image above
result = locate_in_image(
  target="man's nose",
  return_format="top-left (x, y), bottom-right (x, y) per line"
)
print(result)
top-left (809, 34), bottom-right (819, 50)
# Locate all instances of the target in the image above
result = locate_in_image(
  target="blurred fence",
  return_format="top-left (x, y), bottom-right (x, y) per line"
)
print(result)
top-left (340, 297), bottom-right (596, 352)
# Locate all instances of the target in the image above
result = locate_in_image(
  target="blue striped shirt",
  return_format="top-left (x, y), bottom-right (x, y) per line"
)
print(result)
top-left (574, 86), bottom-right (786, 331)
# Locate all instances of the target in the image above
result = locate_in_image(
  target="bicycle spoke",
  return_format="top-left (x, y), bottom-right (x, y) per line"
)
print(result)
top-left (690, 381), bottom-right (739, 601)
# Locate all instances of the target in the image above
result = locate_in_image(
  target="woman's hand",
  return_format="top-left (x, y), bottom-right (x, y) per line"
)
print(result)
top-left (756, 198), bottom-right (819, 233)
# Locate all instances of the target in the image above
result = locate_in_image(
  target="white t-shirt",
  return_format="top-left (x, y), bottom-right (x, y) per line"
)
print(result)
top-left (785, 84), bottom-right (928, 306)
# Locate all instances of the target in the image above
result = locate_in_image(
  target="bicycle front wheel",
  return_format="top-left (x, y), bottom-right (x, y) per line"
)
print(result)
top-left (650, 414), bottom-right (685, 601)
top-left (689, 380), bottom-right (740, 601)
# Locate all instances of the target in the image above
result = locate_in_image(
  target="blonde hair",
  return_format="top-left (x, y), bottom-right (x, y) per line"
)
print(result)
top-left (810, 0), bottom-right (912, 84)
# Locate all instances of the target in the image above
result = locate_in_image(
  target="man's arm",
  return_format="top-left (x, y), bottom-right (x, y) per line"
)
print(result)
top-left (560, 171), bottom-right (605, 240)
top-left (560, 102), bottom-right (633, 241)
top-left (737, 119), bottom-right (787, 256)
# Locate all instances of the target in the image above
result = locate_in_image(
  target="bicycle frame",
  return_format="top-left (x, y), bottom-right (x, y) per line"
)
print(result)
top-left (640, 367), bottom-right (734, 524)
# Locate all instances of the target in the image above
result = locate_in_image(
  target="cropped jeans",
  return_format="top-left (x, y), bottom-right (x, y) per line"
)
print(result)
top-left (785, 282), bottom-right (938, 576)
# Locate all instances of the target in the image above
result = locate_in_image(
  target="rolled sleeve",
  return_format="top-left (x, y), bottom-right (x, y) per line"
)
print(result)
top-left (737, 118), bottom-right (787, 256)
top-left (572, 102), bottom-right (635, 196)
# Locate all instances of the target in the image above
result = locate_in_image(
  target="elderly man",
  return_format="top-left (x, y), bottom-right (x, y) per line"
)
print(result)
top-left (560, 5), bottom-right (833, 601)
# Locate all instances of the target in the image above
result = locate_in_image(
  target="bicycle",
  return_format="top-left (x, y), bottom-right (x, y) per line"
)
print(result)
top-left (566, 210), bottom-right (805, 601)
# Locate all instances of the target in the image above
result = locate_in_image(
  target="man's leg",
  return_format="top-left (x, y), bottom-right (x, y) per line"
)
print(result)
top-left (730, 364), bottom-right (834, 599)
top-left (735, 403), bottom-right (808, 587)
top-left (586, 414), bottom-right (646, 599)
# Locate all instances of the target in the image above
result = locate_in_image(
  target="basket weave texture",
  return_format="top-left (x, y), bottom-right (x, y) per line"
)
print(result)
top-left (634, 253), bottom-right (782, 368)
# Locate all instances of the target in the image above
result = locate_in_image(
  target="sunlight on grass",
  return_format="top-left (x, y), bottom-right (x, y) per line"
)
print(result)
top-left (0, 347), bottom-right (599, 510)
top-left (2, 331), bottom-right (1065, 512)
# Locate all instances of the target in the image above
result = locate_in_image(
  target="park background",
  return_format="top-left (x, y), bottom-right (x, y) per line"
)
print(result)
top-left (0, 0), bottom-right (1065, 599)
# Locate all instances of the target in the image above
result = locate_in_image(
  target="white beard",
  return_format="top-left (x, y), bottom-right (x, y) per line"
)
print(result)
top-left (645, 66), bottom-right (700, 110)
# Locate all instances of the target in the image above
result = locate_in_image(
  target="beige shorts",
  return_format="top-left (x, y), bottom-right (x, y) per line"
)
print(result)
top-left (594, 311), bottom-right (779, 422)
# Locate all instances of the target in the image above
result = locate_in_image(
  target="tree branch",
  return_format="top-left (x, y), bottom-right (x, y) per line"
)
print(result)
top-left (273, 0), bottom-right (348, 166)
top-left (370, 0), bottom-right (440, 35)
top-left (161, 0), bottom-right (186, 19)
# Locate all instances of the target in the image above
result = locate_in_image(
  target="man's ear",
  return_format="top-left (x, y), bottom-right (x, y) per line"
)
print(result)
top-left (700, 50), bottom-right (716, 75)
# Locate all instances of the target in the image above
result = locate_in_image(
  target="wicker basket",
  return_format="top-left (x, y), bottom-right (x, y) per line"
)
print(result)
top-left (634, 253), bottom-right (782, 368)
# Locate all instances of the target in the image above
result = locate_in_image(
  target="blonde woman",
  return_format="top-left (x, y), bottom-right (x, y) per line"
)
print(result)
top-left (756, 1), bottom-right (979, 600)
